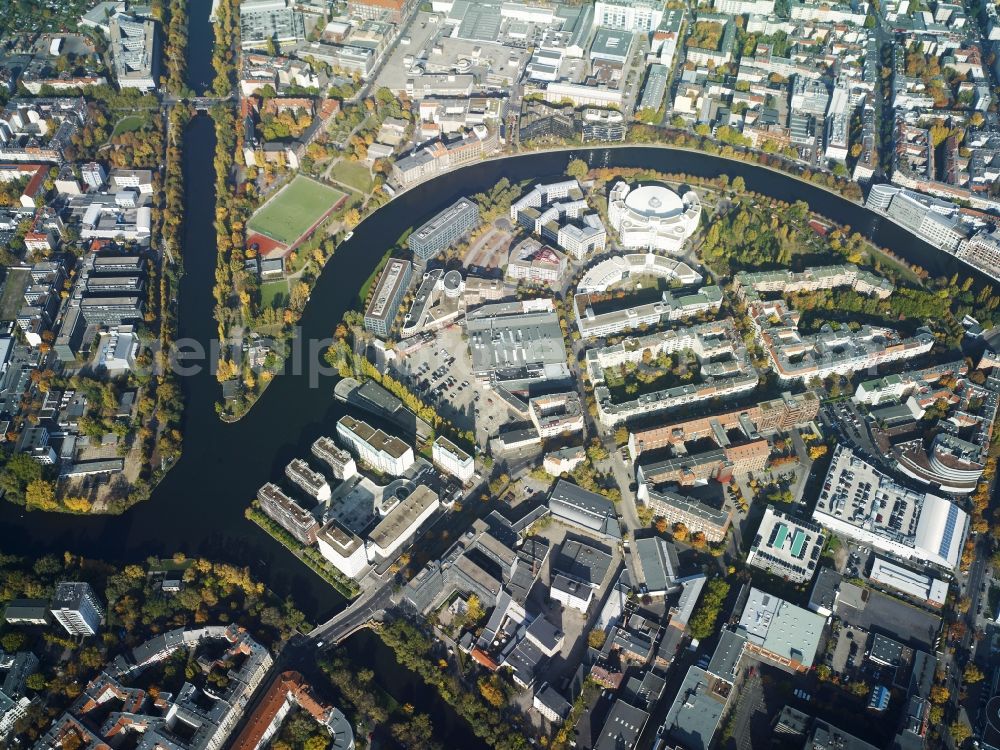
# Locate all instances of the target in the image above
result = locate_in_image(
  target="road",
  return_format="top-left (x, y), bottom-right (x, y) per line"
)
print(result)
top-left (308, 580), bottom-right (395, 646)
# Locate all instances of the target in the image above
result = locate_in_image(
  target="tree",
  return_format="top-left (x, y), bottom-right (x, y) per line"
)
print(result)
top-left (1, 632), bottom-right (25, 652)
top-left (588, 629), bottom-right (607, 649)
top-left (929, 684), bottom-right (950, 705)
top-left (465, 594), bottom-right (485, 623)
top-left (731, 176), bottom-right (746, 193)
top-left (566, 158), bottom-right (588, 180)
top-left (949, 720), bottom-right (972, 744)
top-left (25, 672), bottom-right (46, 691)
top-left (25, 479), bottom-right (57, 511)
top-left (963, 663), bottom-right (984, 684)
top-left (672, 522), bottom-right (689, 542)
top-left (478, 675), bottom-right (505, 707)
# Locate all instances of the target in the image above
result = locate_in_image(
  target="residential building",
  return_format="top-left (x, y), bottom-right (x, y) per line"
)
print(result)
top-left (285, 459), bottom-right (331, 502)
top-left (257, 482), bottom-right (319, 544)
top-left (50, 582), bottom-right (104, 636)
top-left (594, 0), bottom-right (665, 32)
top-left (311, 436), bottom-right (357, 480)
top-left (528, 392), bottom-right (584, 437)
top-left (3, 600), bottom-right (51, 625)
top-left (642, 485), bottom-right (732, 543)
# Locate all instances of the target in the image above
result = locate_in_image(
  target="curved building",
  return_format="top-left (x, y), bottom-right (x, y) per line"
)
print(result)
top-left (608, 182), bottom-right (701, 253)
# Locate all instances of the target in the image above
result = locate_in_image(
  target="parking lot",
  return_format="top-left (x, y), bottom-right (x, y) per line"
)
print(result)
top-left (828, 624), bottom-right (870, 676)
top-left (391, 325), bottom-right (511, 444)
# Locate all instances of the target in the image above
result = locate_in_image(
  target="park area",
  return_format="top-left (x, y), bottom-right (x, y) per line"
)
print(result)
top-left (248, 176), bottom-right (346, 245)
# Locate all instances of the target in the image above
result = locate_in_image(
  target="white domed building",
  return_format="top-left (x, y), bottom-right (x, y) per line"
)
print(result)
top-left (608, 182), bottom-right (701, 253)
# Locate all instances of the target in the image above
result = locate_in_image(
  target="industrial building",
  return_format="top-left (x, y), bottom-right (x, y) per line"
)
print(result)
top-left (465, 300), bottom-right (571, 392)
top-left (548, 480), bottom-right (621, 540)
top-left (814, 446), bottom-right (969, 570)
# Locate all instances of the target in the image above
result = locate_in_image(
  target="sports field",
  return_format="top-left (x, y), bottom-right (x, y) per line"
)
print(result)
top-left (248, 176), bottom-right (347, 245)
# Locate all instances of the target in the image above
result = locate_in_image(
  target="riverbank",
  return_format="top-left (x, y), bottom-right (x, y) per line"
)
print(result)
top-left (245, 503), bottom-right (360, 599)
top-left (0, 146), bottom-right (985, 627)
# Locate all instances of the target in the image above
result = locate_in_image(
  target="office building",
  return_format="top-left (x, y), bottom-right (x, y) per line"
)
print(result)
top-left (737, 587), bottom-right (824, 672)
top-left (336, 415), bottom-right (414, 476)
top-left (506, 239), bottom-right (568, 285)
top-left (432, 436), bottom-right (474, 482)
top-left (240, 0), bottom-right (306, 49)
top-left (363, 258), bottom-right (412, 337)
top-left (109, 13), bottom-right (159, 91)
top-left (50, 582), bottom-right (104, 636)
top-left (608, 182), bottom-right (701, 253)
top-left (407, 197), bottom-right (480, 261)
top-left (317, 520), bottom-right (368, 579)
top-left (366, 485), bottom-right (439, 561)
top-left (594, 0), bottom-right (664, 32)
top-left (348, 0), bottom-right (412, 23)
top-left (747, 506), bottom-right (825, 584)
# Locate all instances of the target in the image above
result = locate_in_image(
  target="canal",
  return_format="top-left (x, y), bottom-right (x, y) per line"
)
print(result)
top-left (0, 5), bottom-right (979, 624)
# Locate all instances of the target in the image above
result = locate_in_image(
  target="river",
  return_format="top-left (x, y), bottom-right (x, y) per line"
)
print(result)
top-left (0, 8), bottom-right (980, 624)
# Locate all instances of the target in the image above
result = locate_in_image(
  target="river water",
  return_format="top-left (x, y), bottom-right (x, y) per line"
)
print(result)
top-left (0, 5), bottom-right (977, 623)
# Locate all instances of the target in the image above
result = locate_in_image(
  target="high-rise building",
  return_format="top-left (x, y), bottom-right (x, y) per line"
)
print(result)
top-left (50, 582), bottom-right (104, 636)
top-left (407, 198), bottom-right (480, 261)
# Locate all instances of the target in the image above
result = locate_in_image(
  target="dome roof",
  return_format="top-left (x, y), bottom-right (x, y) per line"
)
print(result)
top-left (624, 185), bottom-right (684, 217)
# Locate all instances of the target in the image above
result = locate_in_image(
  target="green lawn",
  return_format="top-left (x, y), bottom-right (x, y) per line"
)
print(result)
top-left (329, 159), bottom-right (373, 192)
top-left (248, 176), bottom-right (347, 245)
top-left (112, 115), bottom-right (148, 137)
top-left (261, 280), bottom-right (288, 309)
top-left (0, 268), bottom-right (30, 320)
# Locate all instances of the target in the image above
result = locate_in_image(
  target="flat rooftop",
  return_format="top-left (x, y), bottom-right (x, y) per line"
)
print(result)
top-left (365, 258), bottom-right (411, 323)
top-left (368, 484), bottom-right (439, 551)
top-left (338, 415), bottom-right (411, 460)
